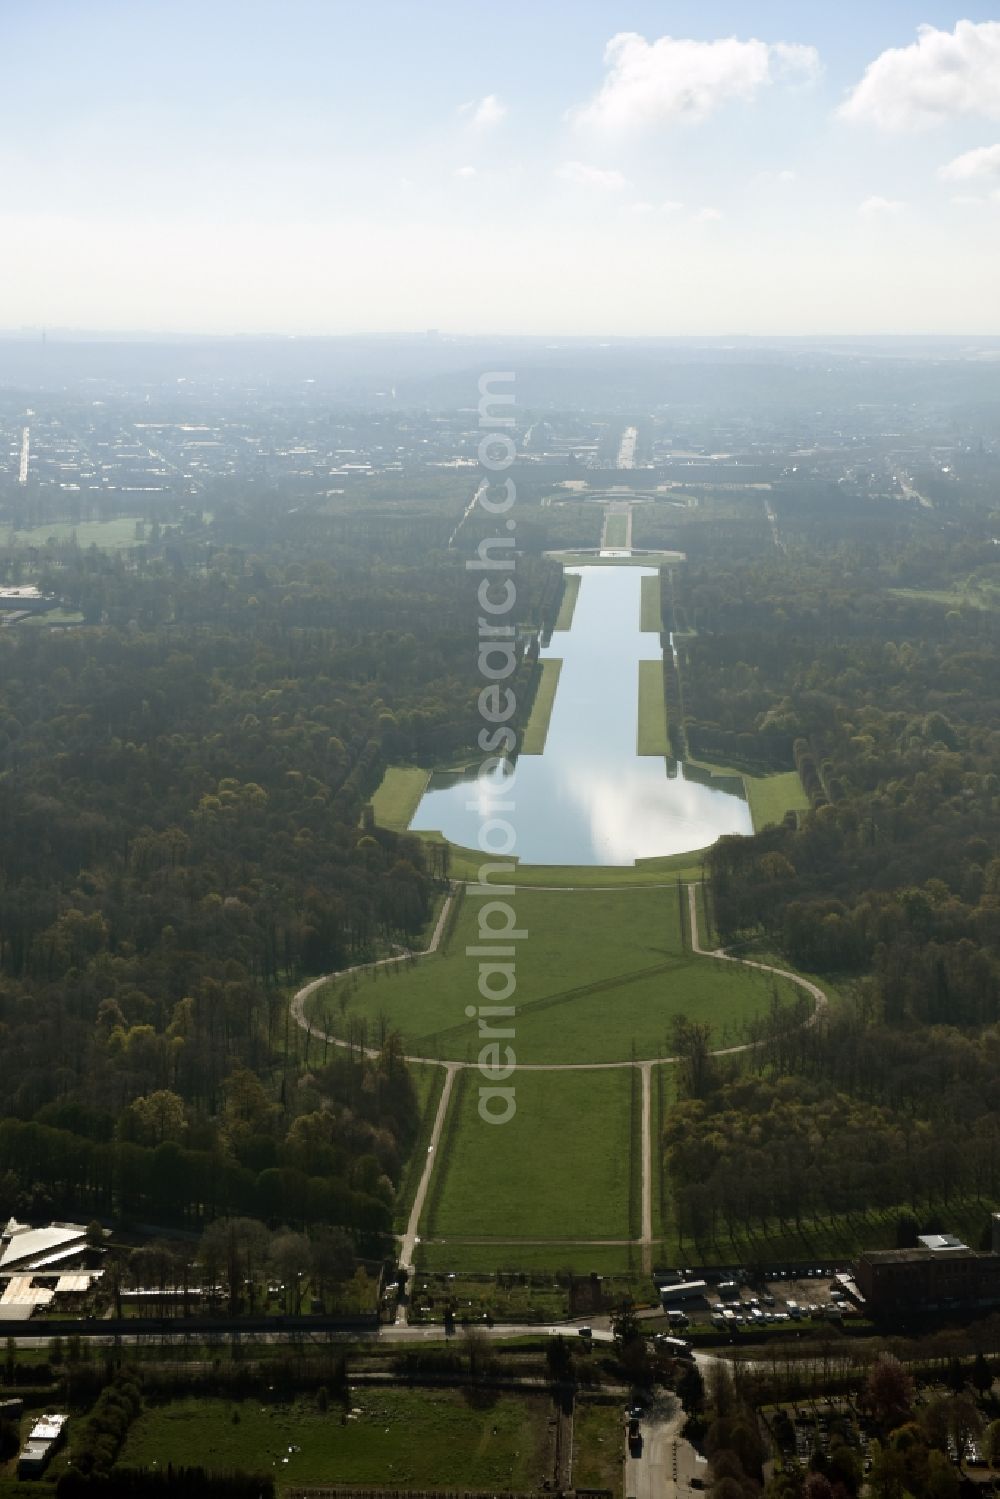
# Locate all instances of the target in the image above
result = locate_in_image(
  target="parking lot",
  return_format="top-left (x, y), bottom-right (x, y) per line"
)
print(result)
top-left (655, 1266), bottom-right (864, 1335)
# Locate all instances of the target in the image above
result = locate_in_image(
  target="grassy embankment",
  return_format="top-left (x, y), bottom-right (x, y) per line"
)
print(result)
top-left (414, 837), bottom-right (710, 887)
top-left (118, 1391), bottom-right (552, 1492)
top-left (684, 758), bottom-right (809, 831)
top-left (521, 659), bottom-right (562, 754)
top-left (553, 570), bottom-right (581, 630)
top-left (370, 766), bottom-right (430, 831)
top-left (639, 572), bottom-right (662, 632)
top-left (637, 661), bottom-right (669, 755)
top-left (743, 770), bottom-right (810, 828)
top-left (308, 885), bottom-right (799, 1067)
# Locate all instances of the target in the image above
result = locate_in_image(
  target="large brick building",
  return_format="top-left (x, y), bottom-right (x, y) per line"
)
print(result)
top-left (856, 1244), bottom-right (1000, 1314)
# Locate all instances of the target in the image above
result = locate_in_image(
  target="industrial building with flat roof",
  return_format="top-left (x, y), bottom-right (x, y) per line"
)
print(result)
top-left (856, 1215), bottom-right (1000, 1315)
top-left (856, 1245), bottom-right (1000, 1314)
top-left (17, 1412), bottom-right (67, 1478)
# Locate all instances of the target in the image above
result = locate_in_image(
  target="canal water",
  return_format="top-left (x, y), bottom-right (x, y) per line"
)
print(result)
top-left (409, 566), bottom-right (752, 865)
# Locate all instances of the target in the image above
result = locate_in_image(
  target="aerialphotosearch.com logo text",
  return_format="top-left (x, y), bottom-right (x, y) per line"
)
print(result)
top-left (464, 371), bottom-right (523, 1126)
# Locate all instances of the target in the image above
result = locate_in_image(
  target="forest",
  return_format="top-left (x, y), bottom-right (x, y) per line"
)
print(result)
top-left (0, 476), bottom-right (560, 1247)
top-left (663, 471), bottom-right (1000, 1249)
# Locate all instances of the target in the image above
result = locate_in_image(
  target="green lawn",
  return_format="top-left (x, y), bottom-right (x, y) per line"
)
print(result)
top-left (602, 512), bottom-right (629, 548)
top-left (4, 518), bottom-right (146, 550)
top-left (553, 571), bottom-right (581, 630)
top-left (745, 770), bottom-right (809, 829)
top-left (521, 659), bottom-right (562, 755)
top-left (10, 607), bottom-right (86, 627)
top-left (416, 1240), bottom-right (642, 1275)
top-left (370, 766), bottom-right (430, 831)
top-left (425, 1068), bottom-right (633, 1239)
top-left (640, 573), bottom-right (662, 633)
top-left (573, 1401), bottom-right (624, 1497)
top-left (118, 1391), bottom-right (552, 1492)
top-left (411, 1059), bottom-right (443, 1116)
top-left (308, 885), bottom-right (794, 1064)
top-left (889, 584), bottom-right (1000, 611)
top-left (637, 660), bottom-right (668, 755)
top-left (682, 758), bottom-right (807, 833)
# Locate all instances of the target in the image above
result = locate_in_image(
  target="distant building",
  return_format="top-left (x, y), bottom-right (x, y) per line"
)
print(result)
top-left (659, 1279), bottom-right (708, 1306)
top-left (17, 1412), bottom-right (67, 1477)
top-left (0, 586), bottom-right (56, 614)
top-left (0, 1218), bottom-right (91, 1273)
top-left (918, 1233), bottom-right (968, 1252)
top-left (0, 1219), bottom-right (103, 1321)
top-left (856, 1244), bottom-right (1000, 1314)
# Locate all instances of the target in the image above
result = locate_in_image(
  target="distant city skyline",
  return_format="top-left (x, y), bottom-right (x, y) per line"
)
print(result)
top-left (3, 1), bottom-right (1000, 335)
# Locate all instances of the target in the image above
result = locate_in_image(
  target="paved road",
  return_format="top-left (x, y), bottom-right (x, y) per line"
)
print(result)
top-left (687, 884), bottom-right (828, 1040)
top-left (8, 1319), bottom-right (616, 1351)
top-left (290, 884), bottom-right (457, 1052)
top-left (625, 1394), bottom-right (704, 1499)
top-left (291, 883), bottom-right (826, 1077)
top-left (396, 1062), bottom-right (458, 1324)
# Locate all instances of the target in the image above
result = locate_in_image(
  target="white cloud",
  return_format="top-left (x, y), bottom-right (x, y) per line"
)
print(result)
top-left (693, 206), bottom-right (724, 223)
top-left (573, 32), bottom-right (820, 132)
top-left (771, 42), bottom-right (823, 82)
top-left (754, 168), bottom-right (797, 186)
top-left (951, 189), bottom-right (1000, 206)
top-left (556, 160), bottom-right (628, 191)
top-left (454, 165), bottom-right (477, 179)
top-left (840, 21), bottom-right (1000, 131)
top-left (940, 143), bottom-right (1000, 180)
top-left (459, 94), bottom-right (507, 130)
top-left (630, 199), bottom-right (689, 216)
top-left (859, 195), bottom-right (905, 216)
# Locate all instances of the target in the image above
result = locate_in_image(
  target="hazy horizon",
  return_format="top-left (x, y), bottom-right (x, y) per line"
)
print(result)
top-left (4, 1), bottom-right (1000, 337)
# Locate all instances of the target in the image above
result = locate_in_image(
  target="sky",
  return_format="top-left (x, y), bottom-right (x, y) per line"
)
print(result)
top-left (3, 1), bottom-right (1000, 336)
